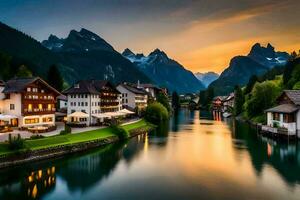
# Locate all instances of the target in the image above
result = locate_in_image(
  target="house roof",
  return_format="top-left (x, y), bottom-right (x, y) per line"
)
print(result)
top-left (57, 94), bottom-right (67, 101)
top-left (63, 80), bottom-right (120, 95)
top-left (282, 90), bottom-right (300, 105)
top-left (213, 96), bottom-right (227, 101)
top-left (139, 83), bottom-right (160, 90)
top-left (265, 104), bottom-right (299, 114)
top-left (0, 80), bottom-right (5, 87)
top-left (2, 77), bottom-right (61, 95)
top-left (118, 83), bottom-right (147, 95)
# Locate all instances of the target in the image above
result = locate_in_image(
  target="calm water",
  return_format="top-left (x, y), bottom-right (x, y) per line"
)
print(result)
top-left (1, 109), bottom-right (300, 200)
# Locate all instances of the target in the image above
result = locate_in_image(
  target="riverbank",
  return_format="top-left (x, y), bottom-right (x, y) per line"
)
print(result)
top-left (0, 119), bottom-right (155, 169)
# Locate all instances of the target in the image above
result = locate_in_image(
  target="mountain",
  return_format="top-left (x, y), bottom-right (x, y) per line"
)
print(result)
top-left (248, 43), bottom-right (289, 68)
top-left (209, 43), bottom-right (289, 95)
top-left (122, 48), bottom-right (205, 93)
top-left (41, 28), bottom-right (151, 84)
top-left (194, 72), bottom-right (219, 88)
top-left (0, 21), bottom-right (64, 78)
top-left (0, 22), bottom-right (151, 86)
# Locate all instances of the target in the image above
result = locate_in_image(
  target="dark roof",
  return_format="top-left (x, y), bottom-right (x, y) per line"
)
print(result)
top-left (118, 83), bottom-right (147, 95)
top-left (265, 104), bottom-right (299, 114)
top-left (0, 80), bottom-right (5, 87)
top-left (2, 77), bottom-right (61, 95)
top-left (139, 83), bottom-right (160, 90)
top-left (63, 80), bottom-right (119, 94)
top-left (213, 96), bottom-right (227, 101)
top-left (283, 90), bottom-right (300, 105)
top-left (57, 95), bottom-right (67, 101)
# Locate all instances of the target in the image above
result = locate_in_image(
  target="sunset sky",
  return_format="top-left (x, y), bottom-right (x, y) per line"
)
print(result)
top-left (0, 0), bottom-right (299, 74)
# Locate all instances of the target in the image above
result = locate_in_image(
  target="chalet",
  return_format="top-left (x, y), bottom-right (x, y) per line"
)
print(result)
top-left (212, 96), bottom-right (227, 112)
top-left (262, 90), bottom-right (300, 138)
top-left (63, 80), bottom-right (122, 126)
top-left (0, 77), bottom-right (61, 132)
top-left (116, 83), bottom-right (148, 112)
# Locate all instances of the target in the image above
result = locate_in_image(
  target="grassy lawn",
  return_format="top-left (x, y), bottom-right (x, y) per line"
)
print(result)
top-left (0, 119), bottom-right (153, 156)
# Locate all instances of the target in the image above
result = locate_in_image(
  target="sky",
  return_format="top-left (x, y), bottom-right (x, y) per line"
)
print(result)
top-left (0, 0), bottom-right (300, 74)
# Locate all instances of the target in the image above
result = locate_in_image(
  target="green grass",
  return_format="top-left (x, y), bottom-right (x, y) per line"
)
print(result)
top-left (0, 119), bottom-right (153, 156)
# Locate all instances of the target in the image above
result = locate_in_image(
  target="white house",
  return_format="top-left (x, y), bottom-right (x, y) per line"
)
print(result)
top-left (262, 90), bottom-right (300, 138)
top-left (63, 80), bottom-right (122, 126)
top-left (0, 77), bottom-right (61, 132)
top-left (117, 83), bottom-right (148, 112)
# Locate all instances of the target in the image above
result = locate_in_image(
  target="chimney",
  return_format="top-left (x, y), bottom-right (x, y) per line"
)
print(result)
top-left (137, 80), bottom-right (141, 88)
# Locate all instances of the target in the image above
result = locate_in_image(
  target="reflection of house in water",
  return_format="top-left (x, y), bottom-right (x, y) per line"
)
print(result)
top-left (0, 166), bottom-right (56, 200)
top-left (231, 121), bottom-right (300, 186)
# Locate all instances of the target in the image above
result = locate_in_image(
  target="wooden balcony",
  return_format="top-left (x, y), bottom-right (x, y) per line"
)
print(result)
top-left (23, 108), bottom-right (56, 116)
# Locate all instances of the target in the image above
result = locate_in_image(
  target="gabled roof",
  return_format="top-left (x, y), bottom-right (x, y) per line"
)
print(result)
top-left (281, 90), bottom-right (300, 105)
top-left (265, 104), bottom-right (299, 114)
top-left (118, 83), bottom-right (147, 95)
top-left (63, 80), bottom-right (120, 95)
top-left (2, 77), bottom-right (61, 95)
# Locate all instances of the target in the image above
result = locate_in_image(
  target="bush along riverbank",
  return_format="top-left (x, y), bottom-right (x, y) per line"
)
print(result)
top-left (0, 120), bottom-right (155, 169)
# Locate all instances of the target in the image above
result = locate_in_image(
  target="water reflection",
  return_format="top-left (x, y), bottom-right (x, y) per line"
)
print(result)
top-left (0, 109), bottom-right (300, 199)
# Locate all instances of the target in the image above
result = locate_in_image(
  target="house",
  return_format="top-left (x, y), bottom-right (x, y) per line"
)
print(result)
top-left (57, 95), bottom-right (68, 111)
top-left (136, 83), bottom-right (162, 100)
top-left (0, 77), bottom-right (61, 131)
top-left (262, 90), bottom-right (300, 138)
top-left (223, 93), bottom-right (235, 112)
top-left (63, 80), bottom-right (122, 126)
top-left (116, 83), bottom-right (148, 112)
top-left (212, 96), bottom-right (227, 112)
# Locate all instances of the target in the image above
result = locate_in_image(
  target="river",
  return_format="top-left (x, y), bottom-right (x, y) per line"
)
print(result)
top-left (1, 109), bottom-right (300, 200)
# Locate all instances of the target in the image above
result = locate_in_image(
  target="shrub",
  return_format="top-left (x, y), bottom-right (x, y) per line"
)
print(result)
top-left (60, 124), bottom-right (72, 135)
top-left (144, 102), bottom-right (169, 124)
top-left (111, 125), bottom-right (129, 140)
top-left (8, 134), bottom-right (24, 150)
top-left (30, 135), bottom-right (45, 140)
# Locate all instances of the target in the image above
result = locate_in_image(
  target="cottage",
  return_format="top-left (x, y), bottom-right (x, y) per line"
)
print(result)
top-left (212, 96), bottom-right (227, 112)
top-left (262, 90), bottom-right (300, 138)
top-left (223, 93), bottom-right (234, 112)
top-left (116, 83), bottom-right (148, 112)
top-left (137, 83), bottom-right (162, 100)
top-left (63, 80), bottom-right (122, 126)
top-left (0, 77), bottom-right (61, 132)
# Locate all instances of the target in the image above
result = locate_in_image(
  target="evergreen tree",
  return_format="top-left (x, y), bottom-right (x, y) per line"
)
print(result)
top-left (47, 64), bottom-right (64, 91)
top-left (244, 75), bottom-right (258, 95)
top-left (16, 65), bottom-right (32, 78)
top-left (171, 91), bottom-right (180, 110)
top-left (0, 52), bottom-right (12, 80)
top-left (157, 92), bottom-right (171, 113)
top-left (233, 85), bottom-right (244, 116)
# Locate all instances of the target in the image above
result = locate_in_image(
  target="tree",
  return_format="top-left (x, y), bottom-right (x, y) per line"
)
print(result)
top-left (0, 52), bottom-right (12, 80)
top-left (244, 75), bottom-right (258, 95)
top-left (233, 85), bottom-right (244, 116)
top-left (47, 64), bottom-right (64, 91)
top-left (144, 102), bottom-right (169, 124)
top-left (17, 65), bottom-right (32, 78)
top-left (171, 91), bottom-right (180, 110)
top-left (157, 92), bottom-right (171, 113)
top-left (245, 81), bottom-right (280, 118)
top-left (283, 58), bottom-right (300, 88)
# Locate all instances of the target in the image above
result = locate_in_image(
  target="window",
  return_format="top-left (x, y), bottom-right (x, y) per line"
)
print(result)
top-left (85, 94), bottom-right (88, 98)
top-left (28, 104), bottom-right (32, 111)
top-left (38, 104), bottom-right (43, 110)
top-left (85, 102), bottom-right (88, 106)
top-left (74, 102), bottom-right (76, 106)
top-left (32, 88), bottom-right (38, 92)
top-left (70, 102), bottom-right (73, 106)
top-left (41, 89), bottom-right (44, 93)
top-left (25, 118), bottom-right (39, 124)
top-left (42, 117), bottom-right (53, 123)
top-left (283, 113), bottom-right (295, 123)
top-left (10, 104), bottom-right (15, 110)
top-left (27, 87), bottom-right (31, 92)
top-left (126, 99), bottom-right (128, 103)
top-left (48, 104), bottom-right (52, 111)
top-left (81, 102), bottom-right (84, 106)
top-left (273, 113), bottom-right (280, 121)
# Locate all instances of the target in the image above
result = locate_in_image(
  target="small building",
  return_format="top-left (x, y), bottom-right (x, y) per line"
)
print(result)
top-left (57, 94), bottom-right (68, 111)
top-left (262, 90), bottom-right (300, 138)
top-left (137, 83), bottom-right (161, 100)
top-left (212, 96), bottom-right (227, 112)
top-left (117, 83), bottom-right (148, 112)
top-left (223, 93), bottom-right (234, 112)
top-left (63, 80), bottom-right (122, 126)
top-left (0, 77), bottom-right (61, 132)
